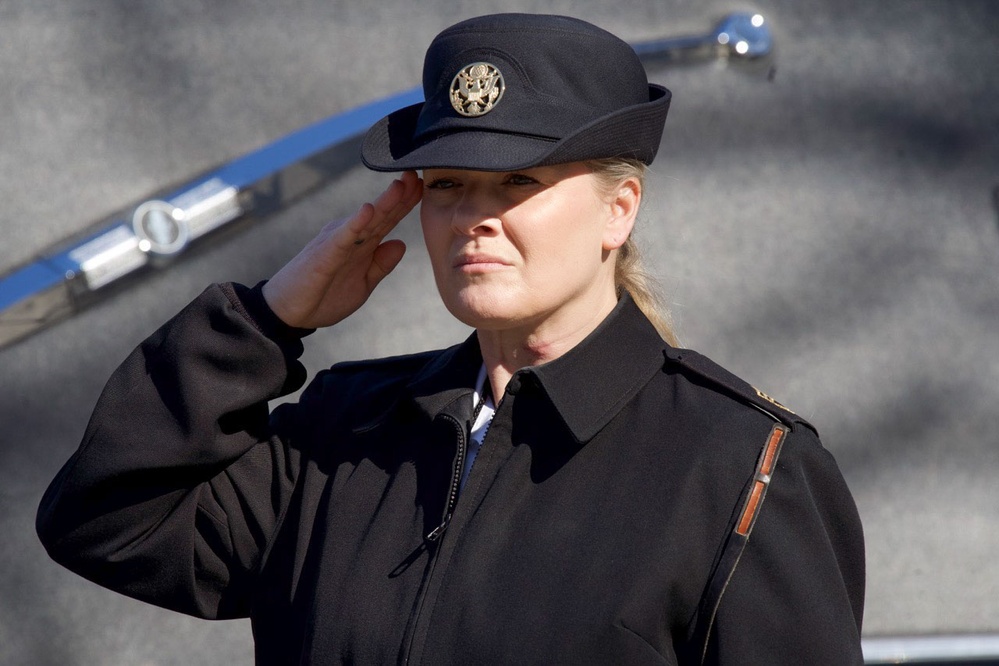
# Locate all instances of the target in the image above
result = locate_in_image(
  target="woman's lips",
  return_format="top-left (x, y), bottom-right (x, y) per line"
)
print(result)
top-left (453, 253), bottom-right (511, 272)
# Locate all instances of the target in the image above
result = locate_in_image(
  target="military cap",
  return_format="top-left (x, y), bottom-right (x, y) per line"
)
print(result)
top-left (361, 13), bottom-right (671, 171)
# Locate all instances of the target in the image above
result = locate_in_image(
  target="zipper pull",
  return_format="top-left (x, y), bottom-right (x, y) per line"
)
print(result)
top-left (426, 513), bottom-right (451, 542)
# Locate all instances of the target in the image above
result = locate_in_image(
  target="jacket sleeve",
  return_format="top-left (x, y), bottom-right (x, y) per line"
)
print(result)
top-left (36, 282), bottom-right (313, 620)
top-left (703, 425), bottom-right (866, 665)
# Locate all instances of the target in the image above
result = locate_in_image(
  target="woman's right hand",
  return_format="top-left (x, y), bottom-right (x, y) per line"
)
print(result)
top-left (262, 171), bottom-right (422, 329)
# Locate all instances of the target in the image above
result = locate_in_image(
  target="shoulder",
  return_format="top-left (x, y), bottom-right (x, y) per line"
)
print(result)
top-left (295, 341), bottom-right (472, 427)
top-left (311, 346), bottom-right (452, 401)
top-left (656, 345), bottom-right (854, 543)
top-left (661, 345), bottom-right (818, 436)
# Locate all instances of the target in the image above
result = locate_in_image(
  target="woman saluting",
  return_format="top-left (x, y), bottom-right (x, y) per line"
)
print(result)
top-left (38, 13), bottom-right (865, 664)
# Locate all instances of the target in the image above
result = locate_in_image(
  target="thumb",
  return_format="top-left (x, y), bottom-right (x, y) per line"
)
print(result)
top-left (366, 239), bottom-right (407, 288)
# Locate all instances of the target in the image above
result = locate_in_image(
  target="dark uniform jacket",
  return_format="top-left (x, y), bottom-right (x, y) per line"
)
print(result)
top-left (37, 283), bottom-right (865, 664)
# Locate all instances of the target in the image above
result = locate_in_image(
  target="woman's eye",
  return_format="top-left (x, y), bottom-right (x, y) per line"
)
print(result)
top-left (426, 178), bottom-right (457, 190)
top-left (507, 174), bottom-right (538, 186)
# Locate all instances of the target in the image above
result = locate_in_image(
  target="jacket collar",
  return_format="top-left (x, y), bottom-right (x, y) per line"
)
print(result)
top-left (525, 294), bottom-right (667, 443)
top-left (406, 332), bottom-right (482, 423)
top-left (404, 294), bottom-right (666, 442)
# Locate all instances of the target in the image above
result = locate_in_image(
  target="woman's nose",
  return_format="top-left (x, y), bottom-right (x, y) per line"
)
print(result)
top-left (450, 190), bottom-right (500, 236)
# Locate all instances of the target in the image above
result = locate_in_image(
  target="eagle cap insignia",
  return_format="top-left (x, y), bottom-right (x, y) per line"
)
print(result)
top-left (450, 62), bottom-right (504, 117)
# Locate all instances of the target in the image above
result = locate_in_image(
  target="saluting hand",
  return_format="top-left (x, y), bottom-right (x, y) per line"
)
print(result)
top-left (262, 171), bottom-right (422, 329)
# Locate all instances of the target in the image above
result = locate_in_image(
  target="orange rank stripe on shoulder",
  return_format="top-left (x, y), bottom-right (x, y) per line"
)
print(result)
top-left (736, 424), bottom-right (788, 537)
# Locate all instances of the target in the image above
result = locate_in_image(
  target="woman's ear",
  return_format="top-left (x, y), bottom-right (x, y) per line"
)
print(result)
top-left (602, 177), bottom-right (641, 251)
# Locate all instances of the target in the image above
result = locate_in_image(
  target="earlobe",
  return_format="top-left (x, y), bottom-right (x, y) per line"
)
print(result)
top-left (602, 178), bottom-right (640, 251)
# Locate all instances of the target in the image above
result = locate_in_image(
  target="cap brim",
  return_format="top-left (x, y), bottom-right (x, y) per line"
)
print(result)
top-left (361, 84), bottom-right (671, 172)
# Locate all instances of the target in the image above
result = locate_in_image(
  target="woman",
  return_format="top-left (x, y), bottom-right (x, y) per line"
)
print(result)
top-left (37, 13), bottom-right (865, 665)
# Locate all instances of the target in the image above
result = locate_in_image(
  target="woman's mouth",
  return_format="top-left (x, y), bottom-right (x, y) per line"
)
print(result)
top-left (453, 253), bottom-right (511, 272)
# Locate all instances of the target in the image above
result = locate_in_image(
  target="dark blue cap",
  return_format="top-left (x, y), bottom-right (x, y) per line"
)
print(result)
top-left (362, 13), bottom-right (671, 172)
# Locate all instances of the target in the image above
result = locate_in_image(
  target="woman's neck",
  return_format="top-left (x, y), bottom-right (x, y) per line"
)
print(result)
top-left (476, 288), bottom-right (619, 400)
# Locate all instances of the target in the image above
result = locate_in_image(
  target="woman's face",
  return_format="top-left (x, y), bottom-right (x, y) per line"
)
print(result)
top-left (420, 162), bottom-right (632, 334)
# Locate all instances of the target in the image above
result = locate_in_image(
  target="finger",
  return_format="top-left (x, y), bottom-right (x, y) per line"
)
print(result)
top-left (396, 170), bottom-right (421, 202)
top-left (318, 174), bottom-right (420, 261)
top-left (398, 171), bottom-right (424, 209)
top-left (366, 239), bottom-right (407, 287)
top-left (368, 172), bottom-right (422, 235)
top-left (374, 171), bottom-right (423, 224)
top-left (398, 170), bottom-right (424, 211)
top-left (372, 171), bottom-right (418, 216)
top-left (343, 202), bottom-right (378, 244)
top-left (342, 180), bottom-right (407, 245)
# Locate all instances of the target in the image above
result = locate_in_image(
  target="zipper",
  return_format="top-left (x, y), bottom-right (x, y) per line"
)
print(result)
top-left (401, 412), bottom-right (466, 664)
top-left (425, 413), bottom-right (465, 541)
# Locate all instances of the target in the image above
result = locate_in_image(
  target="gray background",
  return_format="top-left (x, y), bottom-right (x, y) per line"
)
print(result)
top-left (2, 0), bottom-right (997, 663)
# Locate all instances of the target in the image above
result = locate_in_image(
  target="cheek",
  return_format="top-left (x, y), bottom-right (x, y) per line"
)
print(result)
top-left (520, 204), bottom-right (606, 271)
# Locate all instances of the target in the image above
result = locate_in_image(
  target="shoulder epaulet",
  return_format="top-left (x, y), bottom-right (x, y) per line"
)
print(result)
top-left (662, 346), bottom-right (816, 435)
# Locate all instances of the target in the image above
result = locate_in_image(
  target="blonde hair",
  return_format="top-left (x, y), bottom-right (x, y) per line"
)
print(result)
top-left (586, 158), bottom-right (679, 347)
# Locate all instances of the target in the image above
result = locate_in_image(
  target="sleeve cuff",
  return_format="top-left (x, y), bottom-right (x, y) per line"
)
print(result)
top-left (220, 281), bottom-right (316, 344)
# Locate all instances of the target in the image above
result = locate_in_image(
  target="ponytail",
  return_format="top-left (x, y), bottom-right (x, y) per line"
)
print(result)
top-left (586, 158), bottom-right (679, 347)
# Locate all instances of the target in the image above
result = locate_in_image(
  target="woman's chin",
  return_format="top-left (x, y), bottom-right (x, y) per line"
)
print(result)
top-left (442, 290), bottom-right (525, 331)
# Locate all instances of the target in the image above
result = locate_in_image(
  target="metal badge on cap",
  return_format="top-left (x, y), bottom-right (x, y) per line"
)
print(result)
top-left (449, 62), bottom-right (504, 116)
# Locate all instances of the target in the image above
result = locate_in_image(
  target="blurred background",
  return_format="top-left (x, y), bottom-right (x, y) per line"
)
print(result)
top-left (2, 0), bottom-right (997, 663)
